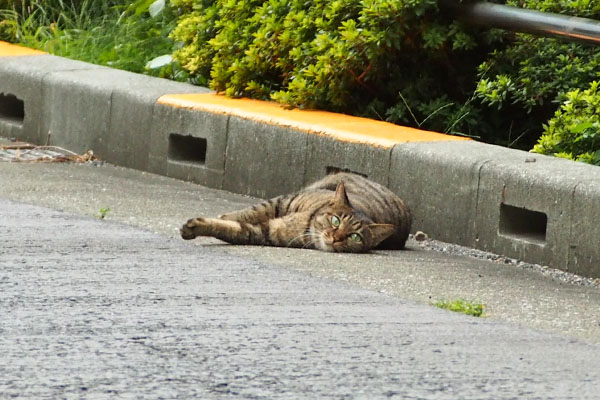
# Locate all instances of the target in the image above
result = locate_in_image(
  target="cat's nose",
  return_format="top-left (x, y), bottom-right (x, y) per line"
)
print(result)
top-left (333, 231), bottom-right (346, 243)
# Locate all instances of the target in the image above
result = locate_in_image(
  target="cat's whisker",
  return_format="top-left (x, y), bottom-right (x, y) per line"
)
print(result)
top-left (285, 231), bottom-right (322, 250)
top-left (301, 239), bottom-right (318, 249)
top-left (318, 232), bottom-right (327, 249)
top-left (286, 232), bottom-right (315, 248)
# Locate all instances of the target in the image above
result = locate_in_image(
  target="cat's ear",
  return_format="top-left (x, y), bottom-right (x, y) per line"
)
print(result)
top-left (367, 224), bottom-right (395, 247)
top-left (332, 180), bottom-right (351, 207)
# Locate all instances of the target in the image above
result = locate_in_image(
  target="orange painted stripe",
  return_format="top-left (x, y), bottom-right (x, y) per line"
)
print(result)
top-left (0, 41), bottom-right (46, 57)
top-left (158, 93), bottom-right (468, 148)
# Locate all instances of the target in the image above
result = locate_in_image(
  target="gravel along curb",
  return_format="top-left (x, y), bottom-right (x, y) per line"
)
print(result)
top-left (1, 40), bottom-right (599, 278)
top-left (415, 235), bottom-right (600, 289)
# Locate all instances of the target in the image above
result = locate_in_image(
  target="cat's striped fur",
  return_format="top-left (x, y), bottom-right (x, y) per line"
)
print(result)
top-left (181, 173), bottom-right (412, 252)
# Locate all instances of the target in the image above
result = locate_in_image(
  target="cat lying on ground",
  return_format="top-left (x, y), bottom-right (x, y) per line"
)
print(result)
top-left (181, 172), bottom-right (412, 253)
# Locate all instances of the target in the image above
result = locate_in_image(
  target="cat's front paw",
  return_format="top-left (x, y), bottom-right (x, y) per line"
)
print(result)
top-left (180, 218), bottom-right (204, 240)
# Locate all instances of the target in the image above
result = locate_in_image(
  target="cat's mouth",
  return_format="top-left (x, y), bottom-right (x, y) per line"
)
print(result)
top-left (318, 234), bottom-right (345, 253)
top-left (316, 234), bottom-right (335, 252)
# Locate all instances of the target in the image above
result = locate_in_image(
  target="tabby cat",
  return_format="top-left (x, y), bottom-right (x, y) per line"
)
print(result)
top-left (181, 172), bottom-right (412, 252)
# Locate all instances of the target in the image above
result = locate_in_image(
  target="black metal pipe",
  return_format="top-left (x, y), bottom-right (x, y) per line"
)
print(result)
top-left (442, 1), bottom-right (600, 45)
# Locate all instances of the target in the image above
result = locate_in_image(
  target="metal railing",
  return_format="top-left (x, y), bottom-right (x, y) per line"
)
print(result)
top-left (442, 1), bottom-right (600, 45)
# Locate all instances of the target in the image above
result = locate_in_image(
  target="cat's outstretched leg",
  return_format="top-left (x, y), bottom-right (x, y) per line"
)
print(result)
top-left (180, 211), bottom-right (314, 248)
top-left (218, 196), bottom-right (284, 224)
top-left (180, 217), bottom-right (266, 245)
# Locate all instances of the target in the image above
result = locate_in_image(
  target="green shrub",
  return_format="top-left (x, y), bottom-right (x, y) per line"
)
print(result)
top-left (475, 1), bottom-right (600, 148)
top-left (532, 81), bottom-right (600, 165)
top-left (171, 0), bottom-right (600, 151)
top-left (171, 0), bottom-right (502, 135)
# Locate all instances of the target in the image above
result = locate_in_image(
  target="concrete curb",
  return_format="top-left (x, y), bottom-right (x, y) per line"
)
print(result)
top-left (1, 41), bottom-right (598, 277)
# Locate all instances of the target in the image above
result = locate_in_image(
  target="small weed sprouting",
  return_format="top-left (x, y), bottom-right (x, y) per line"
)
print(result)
top-left (98, 207), bottom-right (111, 220)
top-left (434, 299), bottom-right (485, 318)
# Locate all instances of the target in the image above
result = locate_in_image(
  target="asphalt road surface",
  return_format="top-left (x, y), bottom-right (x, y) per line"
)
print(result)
top-left (2, 198), bottom-right (600, 398)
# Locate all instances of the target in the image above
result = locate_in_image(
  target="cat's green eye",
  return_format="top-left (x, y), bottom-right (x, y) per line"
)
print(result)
top-left (331, 215), bottom-right (340, 227)
top-left (349, 233), bottom-right (362, 242)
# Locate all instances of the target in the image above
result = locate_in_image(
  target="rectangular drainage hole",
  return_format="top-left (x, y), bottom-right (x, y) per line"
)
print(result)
top-left (326, 166), bottom-right (367, 178)
top-left (0, 93), bottom-right (25, 126)
top-left (499, 203), bottom-right (547, 244)
top-left (168, 134), bottom-right (207, 165)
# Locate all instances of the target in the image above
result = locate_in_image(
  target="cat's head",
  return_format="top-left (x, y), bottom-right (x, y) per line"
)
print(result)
top-left (310, 181), bottom-right (395, 253)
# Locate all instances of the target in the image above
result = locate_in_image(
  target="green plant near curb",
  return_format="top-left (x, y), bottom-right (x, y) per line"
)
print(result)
top-left (434, 298), bottom-right (485, 317)
top-left (532, 81), bottom-right (600, 165)
top-left (98, 207), bottom-right (111, 220)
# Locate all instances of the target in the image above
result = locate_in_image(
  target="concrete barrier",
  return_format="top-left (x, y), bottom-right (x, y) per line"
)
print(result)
top-left (1, 41), bottom-right (599, 278)
top-left (390, 141), bottom-right (600, 275)
top-left (155, 93), bottom-right (465, 197)
top-left (149, 100), bottom-right (229, 189)
top-left (0, 53), bottom-right (103, 145)
top-left (572, 179), bottom-right (600, 277)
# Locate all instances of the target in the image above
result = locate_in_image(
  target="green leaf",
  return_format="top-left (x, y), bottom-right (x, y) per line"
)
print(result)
top-left (149, 0), bottom-right (166, 17)
top-left (593, 150), bottom-right (600, 165)
top-left (146, 54), bottom-right (172, 69)
top-left (572, 121), bottom-right (594, 134)
top-left (128, 0), bottom-right (156, 16)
